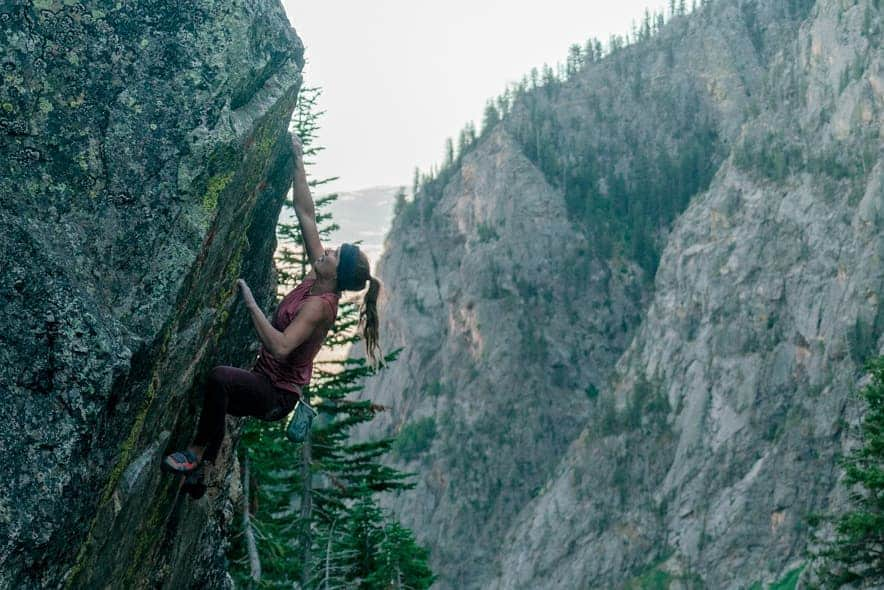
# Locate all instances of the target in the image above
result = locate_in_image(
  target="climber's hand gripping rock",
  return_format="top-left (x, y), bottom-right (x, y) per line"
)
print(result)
top-left (237, 279), bottom-right (257, 310)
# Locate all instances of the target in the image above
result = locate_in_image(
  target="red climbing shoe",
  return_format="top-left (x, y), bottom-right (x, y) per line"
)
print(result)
top-left (161, 449), bottom-right (201, 474)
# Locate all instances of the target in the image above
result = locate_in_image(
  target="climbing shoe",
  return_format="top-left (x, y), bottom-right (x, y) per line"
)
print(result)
top-left (161, 449), bottom-right (200, 474)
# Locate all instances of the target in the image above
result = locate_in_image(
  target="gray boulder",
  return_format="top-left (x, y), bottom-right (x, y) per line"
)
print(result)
top-left (0, 2), bottom-right (303, 588)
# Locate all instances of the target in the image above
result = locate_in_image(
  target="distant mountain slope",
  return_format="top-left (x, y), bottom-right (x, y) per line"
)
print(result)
top-left (354, 0), bottom-right (883, 588)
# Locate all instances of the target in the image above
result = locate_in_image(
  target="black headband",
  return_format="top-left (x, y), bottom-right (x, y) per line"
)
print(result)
top-left (337, 243), bottom-right (364, 291)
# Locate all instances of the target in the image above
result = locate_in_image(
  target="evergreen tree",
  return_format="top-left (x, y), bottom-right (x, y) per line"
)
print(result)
top-left (495, 90), bottom-right (511, 118)
top-left (393, 187), bottom-right (408, 217)
top-left (309, 492), bottom-right (434, 589)
top-left (411, 167), bottom-right (420, 199)
top-left (811, 356), bottom-right (884, 588)
top-left (481, 101), bottom-right (500, 136)
top-left (566, 43), bottom-right (583, 77)
top-left (458, 122), bottom-right (477, 155)
top-left (584, 38), bottom-right (596, 63)
top-left (444, 137), bottom-right (455, 167)
top-left (228, 84), bottom-right (433, 589)
top-left (363, 518), bottom-right (435, 589)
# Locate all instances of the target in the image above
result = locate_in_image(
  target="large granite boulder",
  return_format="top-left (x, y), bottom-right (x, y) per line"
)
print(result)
top-left (0, 2), bottom-right (303, 587)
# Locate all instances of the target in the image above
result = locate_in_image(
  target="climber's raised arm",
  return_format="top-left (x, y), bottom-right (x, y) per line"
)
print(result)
top-left (289, 133), bottom-right (324, 265)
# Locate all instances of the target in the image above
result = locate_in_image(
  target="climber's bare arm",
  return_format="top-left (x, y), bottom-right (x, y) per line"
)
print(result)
top-left (290, 133), bottom-right (324, 265)
top-left (237, 279), bottom-right (329, 359)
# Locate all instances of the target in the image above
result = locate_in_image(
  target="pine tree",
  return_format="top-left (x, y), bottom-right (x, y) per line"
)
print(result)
top-left (541, 63), bottom-right (557, 91)
top-left (411, 168), bottom-right (420, 199)
top-left (642, 9), bottom-right (652, 41)
top-left (482, 100), bottom-right (501, 136)
top-left (458, 122), bottom-right (477, 156)
top-left (444, 138), bottom-right (455, 167)
top-left (566, 43), bottom-right (583, 77)
top-left (310, 491), bottom-right (435, 590)
top-left (393, 187), bottom-right (407, 217)
top-left (529, 66), bottom-right (539, 89)
top-left (495, 90), bottom-right (511, 118)
top-left (811, 356), bottom-right (884, 587)
top-left (583, 38), bottom-right (596, 63)
top-left (363, 518), bottom-right (435, 589)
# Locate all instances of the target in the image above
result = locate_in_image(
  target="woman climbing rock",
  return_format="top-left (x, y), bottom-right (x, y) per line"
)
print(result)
top-left (161, 133), bottom-right (383, 491)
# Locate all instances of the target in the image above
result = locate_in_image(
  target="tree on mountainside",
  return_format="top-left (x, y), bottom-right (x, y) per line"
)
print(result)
top-left (496, 90), bottom-right (512, 118)
top-left (412, 167), bottom-right (421, 198)
top-left (444, 138), bottom-right (455, 167)
top-left (642, 9), bottom-right (652, 41)
top-left (584, 38), bottom-right (596, 63)
top-left (594, 38), bottom-right (604, 61)
top-left (810, 356), bottom-right (884, 588)
top-left (458, 122), bottom-right (477, 156)
top-left (393, 187), bottom-right (408, 217)
top-left (482, 101), bottom-right (501, 135)
top-left (567, 43), bottom-right (584, 76)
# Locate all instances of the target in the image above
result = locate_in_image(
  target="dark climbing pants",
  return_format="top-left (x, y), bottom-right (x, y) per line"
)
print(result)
top-left (192, 365), bottom-right (297, 462)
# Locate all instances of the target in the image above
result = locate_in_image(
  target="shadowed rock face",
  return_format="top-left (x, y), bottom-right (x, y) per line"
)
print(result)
top-left (0, 2), bottom-right (302, 588)
top-left (357, 1), bottom-right (882, 588)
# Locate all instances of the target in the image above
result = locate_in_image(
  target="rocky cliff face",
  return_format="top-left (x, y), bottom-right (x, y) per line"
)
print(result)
top-left (0, 2), bottom-right (302, 588)
top-left (357, 1), bottom-right (883, 588)
top-left (355, 126), bottom-right (648, 588)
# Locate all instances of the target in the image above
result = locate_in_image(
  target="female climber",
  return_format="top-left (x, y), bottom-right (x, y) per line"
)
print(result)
top-left (161, 132), bottom-right (382, 484)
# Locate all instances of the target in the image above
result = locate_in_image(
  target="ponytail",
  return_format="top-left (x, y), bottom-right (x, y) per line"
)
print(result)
top-left (359, 276), bottom-right (383, 369)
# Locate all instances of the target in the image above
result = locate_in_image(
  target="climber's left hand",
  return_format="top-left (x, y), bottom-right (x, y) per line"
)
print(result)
top-left (237, 279), bottom-right (257, 309)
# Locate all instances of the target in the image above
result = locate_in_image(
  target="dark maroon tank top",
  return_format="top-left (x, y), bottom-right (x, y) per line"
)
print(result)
top-left (252, 278), bottom-right (339, 395)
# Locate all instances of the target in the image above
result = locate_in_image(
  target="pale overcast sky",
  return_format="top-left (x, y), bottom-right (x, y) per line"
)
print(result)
top-left (280, 1), bottom-right (669, 192)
